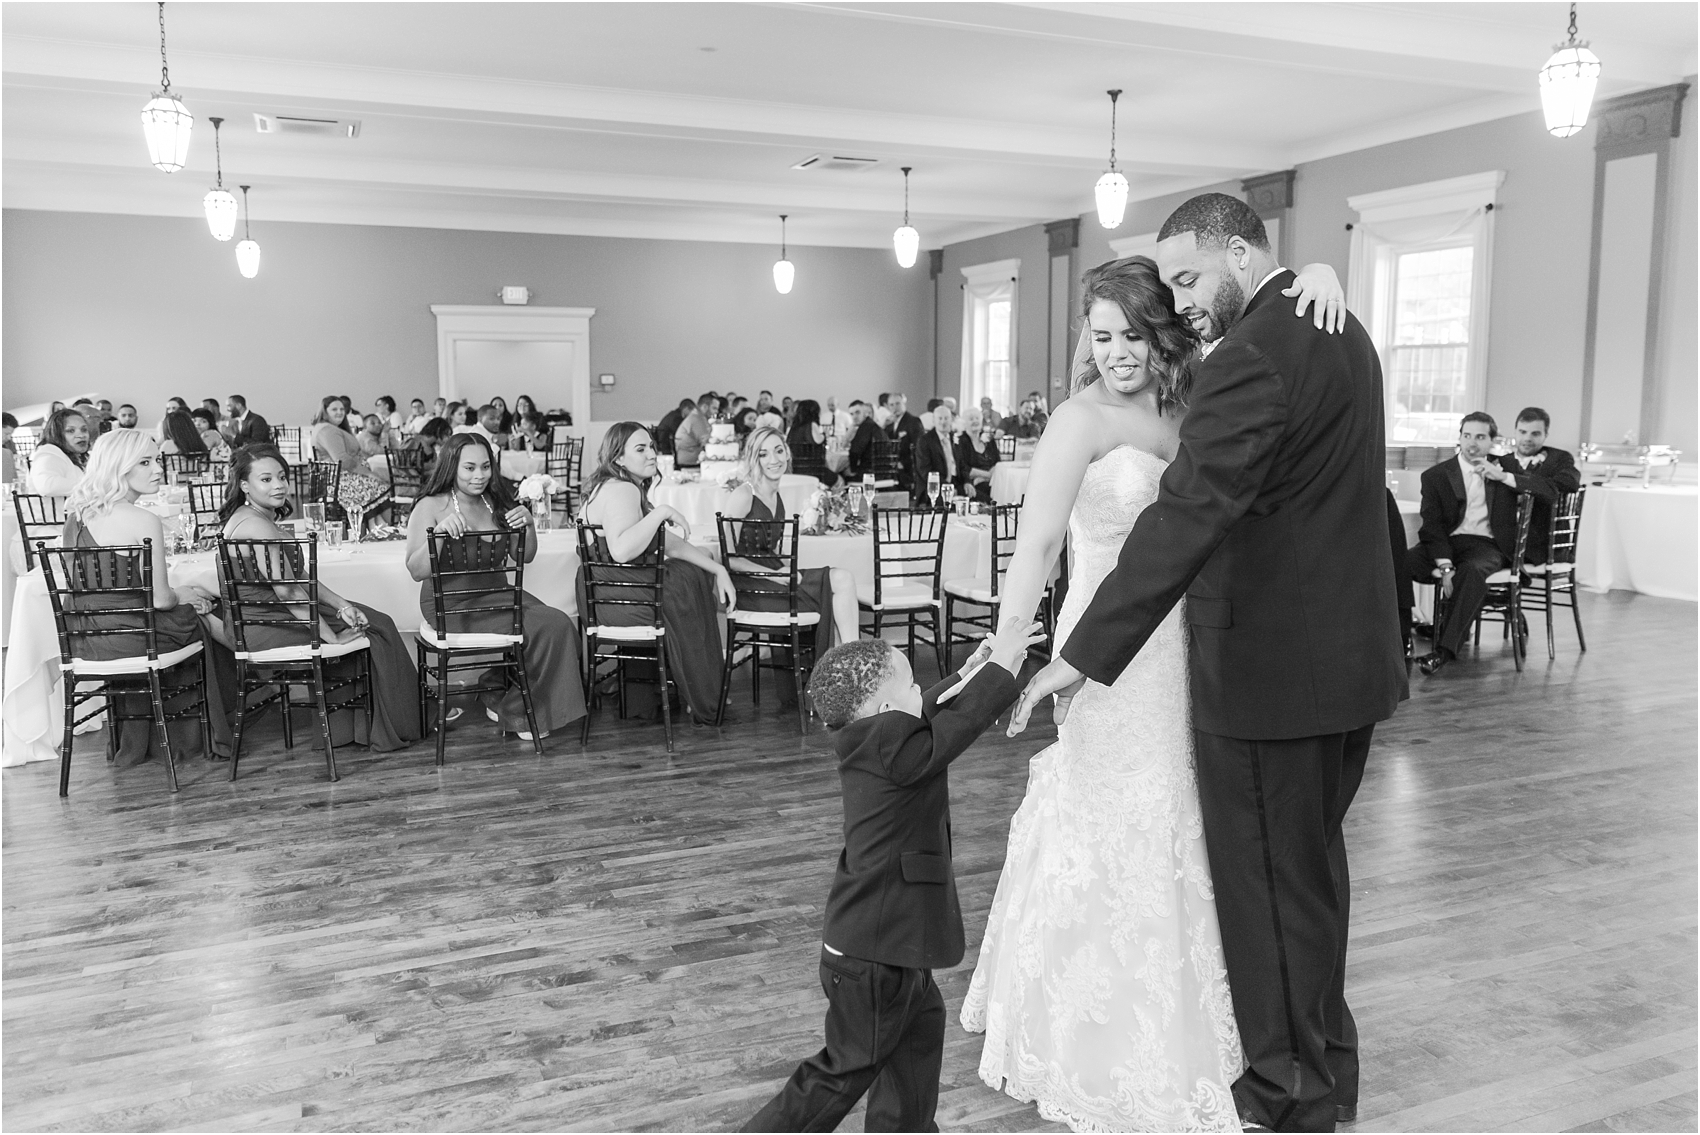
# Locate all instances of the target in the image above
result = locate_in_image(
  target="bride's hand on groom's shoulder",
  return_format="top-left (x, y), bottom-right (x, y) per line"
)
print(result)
top-left (1285, 263), bottom-right (1347, 334)
top-left (1007, 657), bottom-right (1085, 737)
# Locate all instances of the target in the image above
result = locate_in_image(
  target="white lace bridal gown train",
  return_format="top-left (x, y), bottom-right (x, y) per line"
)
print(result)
top-left (961, 444), bottom-right (1246, 1133)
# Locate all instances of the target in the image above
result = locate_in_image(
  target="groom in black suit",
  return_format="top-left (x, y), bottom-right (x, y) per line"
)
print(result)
top-left (1013, 194), bottom-right (1406, 1131)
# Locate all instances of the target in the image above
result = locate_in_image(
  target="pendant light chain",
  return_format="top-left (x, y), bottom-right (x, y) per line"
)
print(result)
top-left (158, 1), bottom-right (175, 93)
top-left (780, 213), bottom-right (787, 259)
top-left (211, 116), bottom-right (224, 187)
top-left (1567, 2), bottom-right (1579, 42)
top-left (901, 166), bottom-right (912, 226)
top-left (240, 184), bottom-right (251, 239)
top-left (1106, 89), bottom-right (1123, 170)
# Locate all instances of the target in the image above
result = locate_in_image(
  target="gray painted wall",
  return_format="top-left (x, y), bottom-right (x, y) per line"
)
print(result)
top-left (932, 222), bottom-right (1052, 414)
top-left (1, 211), bottom-right (935, 427)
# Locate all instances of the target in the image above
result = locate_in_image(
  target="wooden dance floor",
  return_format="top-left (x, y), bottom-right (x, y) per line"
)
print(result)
top-left (4, 591), bottom-right (1695, 1132)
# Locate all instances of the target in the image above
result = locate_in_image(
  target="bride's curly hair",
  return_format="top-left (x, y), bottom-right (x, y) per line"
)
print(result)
top-left (1070, 255), bottom-right (1200, 415)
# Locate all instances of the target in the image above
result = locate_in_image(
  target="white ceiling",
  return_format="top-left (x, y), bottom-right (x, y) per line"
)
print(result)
top-left (4, 2), bottom-right (1695, 250)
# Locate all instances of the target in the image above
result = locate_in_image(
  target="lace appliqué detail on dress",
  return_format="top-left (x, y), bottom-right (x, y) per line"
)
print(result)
top-left (960, 445), bottom-right (1246, 1132)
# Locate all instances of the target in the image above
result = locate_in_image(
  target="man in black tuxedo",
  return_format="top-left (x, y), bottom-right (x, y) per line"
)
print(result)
top-left (1407, 412), bottom-right (1529, 675)
top-left (1013, 194), bottom-right (1406, 1132)
top-left (844, 400), bottom-right (884, 481)
top-left (884, 393), bottom-right (923, 493)
top-left (224, 394), bottom-right (271, 447)
top-left (1502, 406), bottom-right (1580, 564)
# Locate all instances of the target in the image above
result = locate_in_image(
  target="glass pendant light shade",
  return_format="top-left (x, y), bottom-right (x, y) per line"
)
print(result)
top-left (1095, 170), bottom-right (1130, 229)
top-left (1540, 43), bottom-right (1602, 137)
top-left (204, 188), bottom-right (238, 240)
top-left (773, 213), bottom-right (794, 294)
top-left (141, 93), bottom-right (193, 172)
top-left (236, 239), bottom-right (261, 279)
top-left (141, 4), bottom-right (191, 172)
top-left (893, 225), bottom-right (920, 268)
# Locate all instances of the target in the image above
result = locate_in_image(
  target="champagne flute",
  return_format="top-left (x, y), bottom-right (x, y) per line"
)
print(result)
top-left (940, 483), bottom-right (956, 513)
top-left (927, 472), bottom-right (941, 509)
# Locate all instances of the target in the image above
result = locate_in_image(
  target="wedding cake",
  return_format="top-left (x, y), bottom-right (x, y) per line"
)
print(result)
top-left (698, 421), bottom-right (743, 484)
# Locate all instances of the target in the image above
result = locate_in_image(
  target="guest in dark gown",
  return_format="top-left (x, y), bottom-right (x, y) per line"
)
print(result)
top-left (723, 426), bottom-right (857, 650)
top-left (58, 429), bottom-right (236, 764)
top-left (220, 444), bottom-right (422, 751)
top-left (577, 422), bottom-right (735, 724)
top-left (406, 433), bottom-right (585, 739)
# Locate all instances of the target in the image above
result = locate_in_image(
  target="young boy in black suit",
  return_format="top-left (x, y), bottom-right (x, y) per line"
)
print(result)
top-left (742, 617), bottom-right (1042, 1133)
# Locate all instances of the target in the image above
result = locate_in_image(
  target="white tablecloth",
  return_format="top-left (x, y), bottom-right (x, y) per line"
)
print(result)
top-left (991, 463), bottom-right (1031, 505)
top-left (2, 531), bottom-right (584, 768)
top-left (650, 475), bottom-right (820, 536)
top-left (367, 450), bottom-right (545, 484)
top-left (1576, 482), bottom-right (1698, 602)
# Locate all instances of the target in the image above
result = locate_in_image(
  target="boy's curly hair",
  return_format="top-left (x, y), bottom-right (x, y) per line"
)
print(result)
top-left (808, 639), bottom-right (897, 729)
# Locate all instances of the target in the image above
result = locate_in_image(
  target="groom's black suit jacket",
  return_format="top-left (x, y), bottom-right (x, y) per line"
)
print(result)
top-left (1062, 271), bottom-right (1407, 740)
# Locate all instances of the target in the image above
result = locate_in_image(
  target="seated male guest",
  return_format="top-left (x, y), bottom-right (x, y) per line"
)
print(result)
top-left (999, 397), bottom-right (1045, 440)
top-left (1500, 406), bottom-right (1580, 564)
top-left (844, 400), bottom-right (885, 481)
top-left (884, 393), bottom-right (923, 492)
top-left (912, 402), bottom-right (971, 504)
top-left (224, 394), bottom-right (271, 447)
top-left (674, 393), bottom-right (714, 467)
top-left (655, 397), bottom-right (694, 457)
top-left (1407, 412), bottom-right (1522, 675)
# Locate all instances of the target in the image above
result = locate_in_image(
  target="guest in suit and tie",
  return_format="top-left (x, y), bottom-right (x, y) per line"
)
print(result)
top-left (884, 393), bottom-right (923, 492)
top-left (844, 400), bottom-right (885, 481)
top-left (1499, 407), bottom-right (1579, 564)
top-left (224, 395), bottom-right (271, 447)
top-left (911, 402), bottom-right (970, 504)
top-left (1407, 412), bottom-right (1523, 674)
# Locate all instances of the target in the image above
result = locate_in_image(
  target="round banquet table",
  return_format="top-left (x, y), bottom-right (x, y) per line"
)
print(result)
top-left (991, 463), bottom-right (1031, 505)
top-left (2, 530), bottom-right (583, 768)
top-left (649, 475), bottom-right (820, 535)
top-left (367, 450), bottom-right (545, 485)
top-left (1575, 482), bottom-right (1698, 602)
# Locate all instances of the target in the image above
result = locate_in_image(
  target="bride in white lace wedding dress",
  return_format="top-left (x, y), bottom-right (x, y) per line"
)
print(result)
top-left (959, 256), bottom-right (1342, 1132)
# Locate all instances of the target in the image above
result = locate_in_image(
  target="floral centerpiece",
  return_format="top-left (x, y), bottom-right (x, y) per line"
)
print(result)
top-left (800, 485), bottom-right (868, 536)
top-left (516, 472), bottom-right (561, 528)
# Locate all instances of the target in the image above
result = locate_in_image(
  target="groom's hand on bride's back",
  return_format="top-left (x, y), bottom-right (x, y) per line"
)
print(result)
top-left (1007, 657), bottom-right (1085, 737)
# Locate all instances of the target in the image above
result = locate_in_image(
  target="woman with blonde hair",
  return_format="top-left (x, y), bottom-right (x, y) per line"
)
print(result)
top-left (722, 426), bottom-right (857, 647)
top-left (60, 428), bottom-right (235, 763)
top-left (577, 421), bottom-right (732, 724)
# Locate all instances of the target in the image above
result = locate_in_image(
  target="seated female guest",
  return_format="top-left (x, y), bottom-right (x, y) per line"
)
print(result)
top-left (724, 427), bottom-right (858, 648)
top-left (784, 399), bottom-right (837, 487)
top-left (405, 434), bottom-right (585, 738)
top-left (405, 417), bottom-right (453, 468)
top-left (28, 407), bottom-right (92, 497)
top-left (159, 409), bottom-right (209, 457)
top-left (509, 412), bottom-right (551, 453)
top-left (310, 395), bottom-right (391, 531)
top-left (189, 408), bottom-right (230, 457)
top-left (61, 429), bottom-right (235, 762)
top-left (222, 444), bottom-right (421, 751)
top-left (732, 407), bottom-right (759, 438)
top-left (577, 422), bottom-right (734, 724)
top-left (957, 406), bottom-right (1000, 500)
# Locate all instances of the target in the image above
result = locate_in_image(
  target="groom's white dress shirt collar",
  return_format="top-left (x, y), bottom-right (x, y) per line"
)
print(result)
top-left (1254, 267), bottom-right (1289, 298)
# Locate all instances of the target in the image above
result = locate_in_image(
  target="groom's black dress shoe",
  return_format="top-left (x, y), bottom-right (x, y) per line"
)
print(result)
top-left (1417, 650), bottom-right (1451, 675)
top-left (1337, 1103), bottom-right (1358, 1125)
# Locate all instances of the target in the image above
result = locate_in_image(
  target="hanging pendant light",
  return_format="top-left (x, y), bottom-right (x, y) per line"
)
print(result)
top-left (1094, 89), bottom-right (1129, 229)
top-left (140, 2), bottom-right (193, 172)
top-left (1539, 3), bottom-right (1602, 138)
top-left (202, 117), bottom-right (238, 240)
top-left (893, 166), bottom-right (920, 268)
top-left (235, 185), bottom-right (261, 278)
top-left (772, 214), bottom-right (794, 295)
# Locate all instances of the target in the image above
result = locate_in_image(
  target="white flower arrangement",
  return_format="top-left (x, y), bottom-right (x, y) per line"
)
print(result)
top-left (516, 472), bottom-right (560, 503)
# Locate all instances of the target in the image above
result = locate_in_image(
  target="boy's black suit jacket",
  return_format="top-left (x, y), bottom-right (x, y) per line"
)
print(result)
top-left (821, 664), bottom-right (1019, 970)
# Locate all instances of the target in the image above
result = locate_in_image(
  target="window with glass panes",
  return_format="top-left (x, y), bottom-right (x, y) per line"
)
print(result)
top-left (1388, 245), bottom-right (1473, 444)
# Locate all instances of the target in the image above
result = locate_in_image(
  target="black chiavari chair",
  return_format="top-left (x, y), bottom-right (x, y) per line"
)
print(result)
top-left (383, 445), bottom-right (429, 522)
top-left (416, 528), bottom-right (542, 763)
top-left (870, 436), bottom-right (901, 490)
top-left (161, 452), bottom-right (211, 482)
top-left (715, 512), bottom-right (819, 733)
top-left (788, 441), bottom-right (831, 485)
top-left (546, 436), bottom-right (585, 516)
top-left (860, 505), bottom-right (949, 678)
top-left (1469, 493), bottom-right (1537, 671)
top-left (218, 536), bottom-right (373, 781)
top-left (272, 425), bottom-right (306, 464)
top-left (12, 492), bottom-right (64, 570)
top-left (941, 503), bottom-right (1055, 667)
top-left (287, 460), bottom-right (343, 522)
top-left (995, 435), bottom-right (1017, 462)
top-left (576, 522), bottom-right (674, 751)
top-left (37, 540), bottom-right (210, 796)
top-left (1520, 487), bottom-right (1588, 658)
top-left (188, 483), bottom-right (225, 543)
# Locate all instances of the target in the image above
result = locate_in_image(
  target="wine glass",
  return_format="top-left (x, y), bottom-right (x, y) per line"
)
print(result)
top-left (940, 483), bottom-right (956, 514)
top-left (927, 472), bottom-right (941, 509)
top-left (303, 502), bottom-right (326, 535)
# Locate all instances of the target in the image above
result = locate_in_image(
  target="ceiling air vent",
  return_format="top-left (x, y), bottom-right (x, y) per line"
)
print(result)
top-left (254, 114), bottom-right (361, 139)
top-left (791, 154), bottom-right (879, 172)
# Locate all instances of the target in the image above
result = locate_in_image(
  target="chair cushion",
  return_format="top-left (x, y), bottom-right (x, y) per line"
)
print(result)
top-left (68, 640), bottom-right (203, 676)
top-left (942, 577), bottom-right (998, 604)
top-left (1522, 561), bottom-right (1574, 575)
top-left (1485, 570), bottom-right (1516, 586)
top-left (586, 624), bottom-right (665, 642)
top-left (236, 635), bottom-right (370, 664)
top-left (856, 581), bottom-right (937, 610)
top-left (416, 623), bottom-right (520, 651)
top-left (730, 609), bottom-right (822, 627)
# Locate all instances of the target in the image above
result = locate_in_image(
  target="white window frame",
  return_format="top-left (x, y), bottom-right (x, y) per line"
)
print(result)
top-left (960, 258), bottom-right (1020, 415)
top-left (1347, 171), bottom-right (1503, 442)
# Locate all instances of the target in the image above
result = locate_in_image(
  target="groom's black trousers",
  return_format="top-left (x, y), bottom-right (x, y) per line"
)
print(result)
top-left (1194, 724), bottom-right (1373, 1133)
